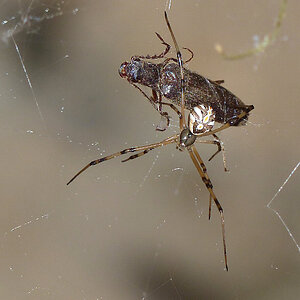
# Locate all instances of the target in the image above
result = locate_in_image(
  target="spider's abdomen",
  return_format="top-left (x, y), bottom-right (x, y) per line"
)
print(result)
top-left (188, 104), bottom-right (215, 135)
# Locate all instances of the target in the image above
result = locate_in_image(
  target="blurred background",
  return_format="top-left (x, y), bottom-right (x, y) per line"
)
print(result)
top-left (0, 0), bottom-right (299, 299)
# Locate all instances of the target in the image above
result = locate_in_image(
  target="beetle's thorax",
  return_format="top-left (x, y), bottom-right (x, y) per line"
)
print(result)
top-left (119, 58), bottom-right (161, 89)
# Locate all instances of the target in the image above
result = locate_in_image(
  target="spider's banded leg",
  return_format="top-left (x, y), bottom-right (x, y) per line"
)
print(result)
top-left (164, 11), bottom-right (186, 130)
top-left (123, 105), bottom-right (181, 160)
top-left (195, 139), bottom-right (221, 155)
top-left (199, 105), bottom-right (254, 138)
top-left (207, 134), bottom-right (222, 161)
top-left (132, 32), bottom-right (170, 60)
top-left (153, 91), bottom-right (170, 131)
top-left (209, 194), bottom-right (212, 220)
top-left (188, 145), bottom-right (213, 219)
top-left (122, 102), bottom-right (180, 160)
top-left (123, 101), bottom-right (184, 160)
top-left (67, 135), bottom-right (178, 185)
top-left (210, 134), bottom-right (228, 172)
top-left (188, 145), bottom-right (228, 271)
top-left (122, 148), bottom-right (154, 163)
top-left (196, 139), bottom-right (221, 152)
top-left (195, 138), bottom-right (228, 172)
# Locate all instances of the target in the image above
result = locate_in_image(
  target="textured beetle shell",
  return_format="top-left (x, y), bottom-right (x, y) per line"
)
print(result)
top-left (121, 58), bottom-right (249, 126)
top-left (120, 59), bottom-right (160, 89)
top-left (159, 63), bottom-right (248, 125)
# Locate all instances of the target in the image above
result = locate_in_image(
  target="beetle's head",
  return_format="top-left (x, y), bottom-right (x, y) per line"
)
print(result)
top-left (119, 58), bottom-right (143, 83)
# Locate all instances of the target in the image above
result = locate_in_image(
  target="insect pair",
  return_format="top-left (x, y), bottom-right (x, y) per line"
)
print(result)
top-left (67, 12), bottom-right (254, 271)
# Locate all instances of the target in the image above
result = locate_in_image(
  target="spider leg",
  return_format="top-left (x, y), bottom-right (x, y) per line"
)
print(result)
top-left (132, 32), bottom-right (170, 60)
top-left (188, 146), bottom-right (212, 218)
top-left (165, 11), bottom-right (186, 130)
top-left (210, 134), bottom-right (228, 172)
top-left (67, 135), bottom-right (178, 185)
top-left (121, 148), bottom-right (154, 163)
top-left (199, 105), bottom-right (254, 138)
top-left (196, 139), bottom-right (221, 154)
top-left (128, 82), bottom-right (184, 132)
top-left (208, 134), bottom-right (228, 172)
top-left (207, 134), bottom-right (222, 161)
top-left (188, 145), bottom-right (228, 271)
top-left (196, 137), bottom-right (228, 172)
top-left (209, 194), bottom-right (212, 221)
top-left (122, 103), bottom-right (180, 160)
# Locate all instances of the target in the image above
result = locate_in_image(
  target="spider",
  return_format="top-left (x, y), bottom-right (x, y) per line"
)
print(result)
top-left (67, 12), bottom-right (254, 271)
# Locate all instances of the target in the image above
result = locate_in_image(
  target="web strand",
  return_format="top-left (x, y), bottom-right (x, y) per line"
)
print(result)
top-left (267, 162), bottom-right (300, 253)
top-left (11, 34), bottom-right (46, 127)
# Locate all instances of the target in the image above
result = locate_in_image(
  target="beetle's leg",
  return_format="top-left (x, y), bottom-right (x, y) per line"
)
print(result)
top-left (182, 47), bottom-right (194, 64)
top-left (152, 90), bottom-right (171, 131)
top-left (132, 32), bottom-right (170, 60)
top-left (131, 83), bottom-right (170, 131)
top-left (214, 80), bottom-right (225, 85)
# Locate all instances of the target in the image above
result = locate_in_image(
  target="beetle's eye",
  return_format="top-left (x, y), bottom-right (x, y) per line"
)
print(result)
top-left (119, 62), bottom-right (128, 78)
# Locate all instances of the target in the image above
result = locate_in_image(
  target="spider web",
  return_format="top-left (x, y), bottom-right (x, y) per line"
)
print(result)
top-left (0, 0), bottom-right (299, 299)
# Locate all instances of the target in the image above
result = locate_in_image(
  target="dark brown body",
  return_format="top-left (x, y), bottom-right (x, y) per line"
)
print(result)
top-left (160, 63), bottom-right (248, 125)
top-left (119, 58), bottom-right (250, 126)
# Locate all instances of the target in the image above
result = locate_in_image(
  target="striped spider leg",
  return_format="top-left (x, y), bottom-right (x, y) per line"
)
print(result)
top-left (67, 135), bottom-right (178, 186)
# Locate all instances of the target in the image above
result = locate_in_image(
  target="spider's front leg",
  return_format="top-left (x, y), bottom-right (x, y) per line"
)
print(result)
top-left (67, 135), bottom-right (178, 185)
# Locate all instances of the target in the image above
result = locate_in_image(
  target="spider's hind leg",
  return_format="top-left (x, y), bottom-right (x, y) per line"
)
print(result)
top-left (188, 145), bottom-right (228, 271)
top-left (195, 134), bottom-right (228, 172)
top-left (208, 134), bottom-right (228, 172)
